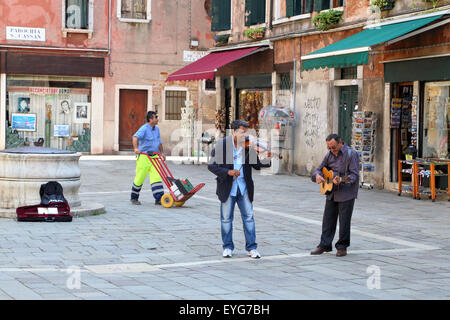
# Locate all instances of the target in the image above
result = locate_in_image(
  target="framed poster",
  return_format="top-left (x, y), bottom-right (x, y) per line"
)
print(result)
top-left (73, 102), bottom-right (90, 123)
top-left (17, 97), bottom-right (31, 113)
top-left (54, 125), bottom-right (70, 137)
top-left (11, 113), bottom-right (37, 131)
top-left (60, 99), bottom-right (72, 115)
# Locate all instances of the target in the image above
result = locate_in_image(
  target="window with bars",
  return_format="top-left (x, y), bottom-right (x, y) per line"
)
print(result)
top-left (340, 67), bottom-right (357, 79)
top-left (165, 90), bottom-right (186, 120)
top-left (205, 80), bottom-right (216, 91)
top-left (65, 0), bottom-right (89, 29)
top-left (121, 0), bottom-right (148, 20)
top-left (279, 73), bottom-right (291, 90)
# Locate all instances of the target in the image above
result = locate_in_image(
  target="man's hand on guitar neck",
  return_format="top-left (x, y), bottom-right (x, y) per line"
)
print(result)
top-left (333, 176), bottom-right (341, 185)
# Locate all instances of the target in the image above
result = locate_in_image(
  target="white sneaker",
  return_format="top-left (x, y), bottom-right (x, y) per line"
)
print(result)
top-left (222, 248), bottom-right (233, 258)
top-left (247, 249), bottom-right (261, 259)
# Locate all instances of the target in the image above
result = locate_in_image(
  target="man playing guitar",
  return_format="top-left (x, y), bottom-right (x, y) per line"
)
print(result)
top-left (311, 134), bottom-right (360, 257)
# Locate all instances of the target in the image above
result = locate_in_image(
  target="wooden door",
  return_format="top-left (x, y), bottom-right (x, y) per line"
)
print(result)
top-left (119, 89), bottom-right (147, 150)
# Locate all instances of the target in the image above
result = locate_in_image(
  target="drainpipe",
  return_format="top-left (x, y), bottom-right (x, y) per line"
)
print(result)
top-left (290, 58), bottom-right (296, 174)
top-left (108, 0), bottom-right (113, 76)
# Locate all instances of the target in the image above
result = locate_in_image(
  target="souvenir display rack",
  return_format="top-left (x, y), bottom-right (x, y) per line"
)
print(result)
top-left (352, 111), bottom-right (377, 188)
top-left (398, 158), bottom-right (449, 202)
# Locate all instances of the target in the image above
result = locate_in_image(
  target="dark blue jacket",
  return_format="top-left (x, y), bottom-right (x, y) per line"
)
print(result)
top-left (208, 136), bottom-right (271, 203)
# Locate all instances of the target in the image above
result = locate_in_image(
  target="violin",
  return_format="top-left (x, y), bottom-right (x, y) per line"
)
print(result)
top-left (239, 135), bottom-right (283, 159)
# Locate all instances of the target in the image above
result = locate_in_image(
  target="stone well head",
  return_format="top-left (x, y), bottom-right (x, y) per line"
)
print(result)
top-left (0, 147), bottom-right (81, 209)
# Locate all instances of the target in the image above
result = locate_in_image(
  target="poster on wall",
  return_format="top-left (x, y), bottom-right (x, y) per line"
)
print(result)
top-left (73, 102), bottom-right (90, 123)
top-left (17, 97), bottom-right (31, 113)
top-left (54, 125), bottom-right (70, 137)
top-left (11, 113), bottom-right (37, 131)
top-left (60, 99), bottom-right (72, 115)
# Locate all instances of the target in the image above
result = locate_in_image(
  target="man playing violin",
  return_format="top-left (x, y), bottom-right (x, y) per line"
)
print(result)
top-left (311, 134), bottom-right (360, 257)
top-left (208, 120), bottom-right (272, 259)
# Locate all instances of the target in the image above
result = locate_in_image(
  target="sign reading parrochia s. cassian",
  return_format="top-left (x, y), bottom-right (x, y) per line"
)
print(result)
top-left (6, 26), bottom-right (46, 41)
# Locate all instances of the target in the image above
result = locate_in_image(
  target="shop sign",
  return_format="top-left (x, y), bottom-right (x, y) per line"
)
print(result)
top-left (183, 50), bottom-right (208, 63)
top-left (29, 87), bottom-right (70, 94)
top-left (6, 26), bottom-right (45, 42)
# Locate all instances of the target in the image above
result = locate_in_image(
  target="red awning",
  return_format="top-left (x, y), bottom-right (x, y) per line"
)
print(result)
top-left (166, 46), bottom-right (266, 82)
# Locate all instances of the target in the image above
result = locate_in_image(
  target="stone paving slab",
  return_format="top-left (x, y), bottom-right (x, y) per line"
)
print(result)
top-left (0, 158), bottom-right (449, 300)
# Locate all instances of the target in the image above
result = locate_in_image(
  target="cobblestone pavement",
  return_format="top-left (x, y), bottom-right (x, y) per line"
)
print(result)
top-left (0, 157), bottom-right (449, 300)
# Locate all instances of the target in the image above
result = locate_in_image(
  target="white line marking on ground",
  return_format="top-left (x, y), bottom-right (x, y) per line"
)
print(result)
top-left (194, 195), bottom-right (440, 251)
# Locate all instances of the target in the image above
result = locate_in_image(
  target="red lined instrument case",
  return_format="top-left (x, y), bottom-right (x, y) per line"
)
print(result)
top-left (16, 202), bottom-right (72, 222)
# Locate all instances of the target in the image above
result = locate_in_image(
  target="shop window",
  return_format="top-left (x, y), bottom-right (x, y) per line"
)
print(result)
top-left (117, 0), bottom-right (151, 22)
top-left (165, 90), bottom-right (187, 120)
top-left (423, 81), bottom-right (450, 159)
top-left (245, 0), bottom-right (266, 26)
top-left (211, 0), bottom-right (231, 31)
top-left (6, 75), bottom-right (92, 152)
top-left (238, 89), bottom-right (272, 131)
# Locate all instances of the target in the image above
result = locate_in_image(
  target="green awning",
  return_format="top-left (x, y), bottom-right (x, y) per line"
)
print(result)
top-left (302, 14), bottom-right (445, 71)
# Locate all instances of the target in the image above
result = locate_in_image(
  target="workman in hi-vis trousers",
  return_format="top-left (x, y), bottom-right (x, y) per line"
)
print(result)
top-left (130, 111), bottom-right (166, 206)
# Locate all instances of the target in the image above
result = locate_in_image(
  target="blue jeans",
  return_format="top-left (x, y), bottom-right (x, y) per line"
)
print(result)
top-left (220, 189), bottom-right (257, 251)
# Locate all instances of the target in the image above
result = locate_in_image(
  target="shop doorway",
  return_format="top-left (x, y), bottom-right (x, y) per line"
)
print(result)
top-left (390, 83), bottom-right (414, 182)
top-left (119, 89), bottom-right (147, 151)
top-left (237, 89), bottom-right (272, 132)
top-left (338, 86), bottom-right (358, 145)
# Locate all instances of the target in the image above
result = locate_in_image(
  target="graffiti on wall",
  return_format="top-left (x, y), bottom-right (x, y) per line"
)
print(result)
top-left (302, 97), bottom-right (322, 148)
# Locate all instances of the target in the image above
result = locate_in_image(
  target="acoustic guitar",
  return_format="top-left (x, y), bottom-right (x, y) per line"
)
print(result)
top-left (320, 168), bottom-right (350, 195)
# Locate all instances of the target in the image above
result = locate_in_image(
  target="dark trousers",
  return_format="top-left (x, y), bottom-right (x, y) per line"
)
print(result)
top-left (319, 198), bottom-right (355, 250)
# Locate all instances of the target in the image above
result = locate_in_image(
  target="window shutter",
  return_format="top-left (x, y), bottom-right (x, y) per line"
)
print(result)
top-left (256, 0), bottom-right (266, 23)
top-left (245, 0), bottom-right (252, 26)
top-left (294, 0), bottom-right (303, 15)
top-left (313, 0), bottom-right (330, 11)
top-left (134, 0), bottom-right (147, 20)
top-left (212, 0), bottom-right (230, 31)
top-left (245, 0), bottom-right (265, 25)
top-left (222, 0), bottom-right (231, 30)
top-left (304, 0), bottom-right (313, 13)
top-left (286, 0), bottom-right (294, 17)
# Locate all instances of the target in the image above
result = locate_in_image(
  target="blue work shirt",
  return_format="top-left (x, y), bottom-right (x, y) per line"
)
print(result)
top-left (230, 144), bottom-right (247, 197)
top-left (133, 123), bottom-right (162, 154)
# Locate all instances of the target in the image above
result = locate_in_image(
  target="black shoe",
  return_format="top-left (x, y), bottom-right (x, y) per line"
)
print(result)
top-left (130, 199), bottom-right (141, 205)
top-left (155, 200), bottom-right (161, 205)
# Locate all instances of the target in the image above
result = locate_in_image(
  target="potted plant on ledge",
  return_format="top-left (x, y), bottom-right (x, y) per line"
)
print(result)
top-left (312, 9), bottom-right (343, 31)
top-left (214, 34), bottom-right (230, 46)
top-left (244, 27), bottom-right (265, 40)
top-left (370, 0), bottom-right (396, 11)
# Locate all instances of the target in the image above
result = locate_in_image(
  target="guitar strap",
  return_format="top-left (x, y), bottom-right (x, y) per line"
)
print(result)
top-left (345, 148), bottom-right (352, 180)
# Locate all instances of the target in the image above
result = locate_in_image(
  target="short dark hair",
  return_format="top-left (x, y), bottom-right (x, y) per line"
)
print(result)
top-left (326, 133), bottom-right (342, 143)
top-left (231, 120), bottom-right (249, 131)
top-left (147, 111), bottom-right (157, 122)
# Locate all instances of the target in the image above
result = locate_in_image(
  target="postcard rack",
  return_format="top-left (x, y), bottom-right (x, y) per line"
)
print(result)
top-left (352, 111), bottom-right (377, 189)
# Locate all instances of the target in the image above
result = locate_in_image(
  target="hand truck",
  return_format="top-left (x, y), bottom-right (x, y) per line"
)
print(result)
top-left (141, 153), bottom-right (205, 208)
